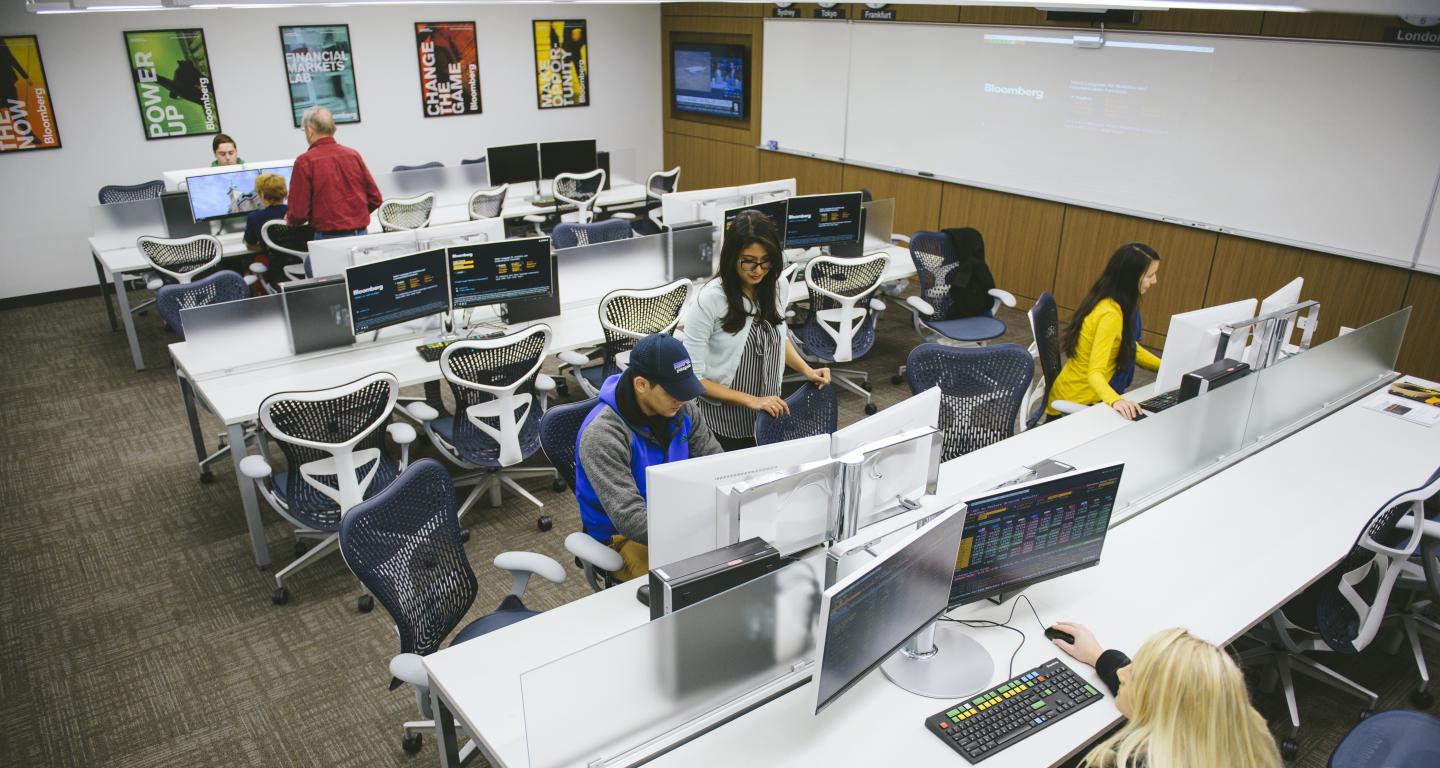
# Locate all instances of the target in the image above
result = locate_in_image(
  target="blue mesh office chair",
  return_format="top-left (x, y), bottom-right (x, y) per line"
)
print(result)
top-left (391, 161), bottom-right (443, 172)
top-left (755, 383), bottom-right (837, 446)
top-left (552, 219), bottom-right (633, 249)
top-left (460, 157), bottom-right (486, 166)
top-left (559, 280), bottom-right (691, 399)
top-left (1022, 292), bottom-right (1083, 429)
top-left (904, 344), bottom-right (1034, 462)
top-left (339, 459), bottom-right (566, 757)
top-left (538, 397), bottom-right (624, 591)
top-left (790, 253), bottom-right (889, 414)
top-left (156, 270), bottom-right (250, 340)
top-left (891, 230), bottom-right (1018, 385)
top-left (98, 179), bottom-right (165, 204)
top-left (405, 326), bottom-right (557, 532)
top-left (1328, 710), bottom-right (1440, 768)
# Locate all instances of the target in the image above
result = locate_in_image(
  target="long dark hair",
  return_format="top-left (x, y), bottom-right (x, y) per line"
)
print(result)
top-left (715, 209), bottom-right (784, 334)
top-left (1063, 242), bottom-right (1159, 372)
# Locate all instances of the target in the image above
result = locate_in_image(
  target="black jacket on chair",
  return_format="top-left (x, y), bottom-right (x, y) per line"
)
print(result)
top-left (941, 227), bottom-right (997, 320)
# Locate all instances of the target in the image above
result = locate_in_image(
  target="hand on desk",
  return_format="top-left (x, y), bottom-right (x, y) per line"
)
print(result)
top-left (1049, 621), bottom-right (1104, 668)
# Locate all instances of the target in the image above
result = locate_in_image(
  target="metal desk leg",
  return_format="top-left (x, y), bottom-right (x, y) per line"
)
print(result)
top-left (226, 421), bottom-right (271, 569)
top-left (434, 690), bottom-right (461, 768)
top-left (178, 373), bottom-right (210, 481)
top-left (94, 252), bottom-right (117, 331)
top-left (111, 267), bottom-right (146, 370)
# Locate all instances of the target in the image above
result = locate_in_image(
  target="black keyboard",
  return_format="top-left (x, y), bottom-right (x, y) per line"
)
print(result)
top-left (416, 332), bottom-right (503, 362)
top-left (925, 658), bottom-right (1103, 763)
top-left (1140, 390), bottom-right (1181, 413)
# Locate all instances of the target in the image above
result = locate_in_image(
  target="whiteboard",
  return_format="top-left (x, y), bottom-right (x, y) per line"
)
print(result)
top-left (762, 20), bottom-right (1440, 266)
top-left (1417, 174), bottom-right (1440, 275)
top-left (760, 20), bottom-right (852, 161)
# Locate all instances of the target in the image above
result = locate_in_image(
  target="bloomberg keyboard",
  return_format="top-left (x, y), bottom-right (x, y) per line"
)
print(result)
top-left (416, 332), bottom-right (504, 362)
top-left (1139, 389), bottom-right (1181, 413)
top-left (924, 658), bottom-right (1103, 763)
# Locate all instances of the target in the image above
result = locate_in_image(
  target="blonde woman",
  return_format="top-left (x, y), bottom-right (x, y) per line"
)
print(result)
top-left (1050, 622), bottom-right (1282, 768)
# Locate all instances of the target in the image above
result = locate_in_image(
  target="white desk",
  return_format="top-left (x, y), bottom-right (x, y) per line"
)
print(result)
top-left (424, 389), bottom-right (1440, 767)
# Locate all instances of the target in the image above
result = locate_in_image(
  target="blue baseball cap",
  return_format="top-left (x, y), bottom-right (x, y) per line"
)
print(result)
top-left (627, 333), bottom-right (706, 401)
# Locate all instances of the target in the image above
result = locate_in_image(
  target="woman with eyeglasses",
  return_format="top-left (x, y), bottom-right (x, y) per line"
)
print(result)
top-left (679, 209), bottom-right (831, 451)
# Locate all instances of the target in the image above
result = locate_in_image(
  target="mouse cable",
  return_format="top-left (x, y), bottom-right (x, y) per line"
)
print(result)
top-left (940, 594), bottom-right (1048, 681)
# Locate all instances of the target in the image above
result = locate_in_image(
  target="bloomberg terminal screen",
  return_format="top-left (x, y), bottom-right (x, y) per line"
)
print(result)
top-left (345, 248), bottom-right (450, 335)
top-left (785, 193), bottom-right (862, 247)
top-left (448, 237), bottom-right (553, 309)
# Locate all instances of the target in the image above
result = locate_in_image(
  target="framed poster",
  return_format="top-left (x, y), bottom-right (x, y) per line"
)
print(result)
top-left (279, 24), bottom-right (359, 127)
top-left (123, 28), bottom-right (221, 140)
top-left (0, 35), bottom-right (61, 153)
top-left (415, 21), bottom-right (481, 118)
top-left (533, 19), bottom-right (589, 109)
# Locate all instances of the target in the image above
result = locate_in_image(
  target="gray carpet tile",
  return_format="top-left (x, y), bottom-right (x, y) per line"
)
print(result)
top-left (1, 283), bottom-right (1434, 767)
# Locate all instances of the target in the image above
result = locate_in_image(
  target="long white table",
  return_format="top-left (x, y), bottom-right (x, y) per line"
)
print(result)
top-left (423, 386), bottom-right (1440, 767)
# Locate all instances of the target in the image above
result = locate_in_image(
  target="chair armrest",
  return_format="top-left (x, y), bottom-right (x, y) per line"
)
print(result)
top-left (239, 454), bottom-right (271, 479)
top-left (534, 373), bottom-right (556, 393)
top-left (566, 532), bottom-right (623, 574)
top-left (988, 288), bottom-right (1017, 308)
top-left (249, 262), bottom-right (268, 274)
top-left (891, 233), bottom-right (910, 246)
top-left (405, 402), bottom-right (439, 423)
top-left (389, 653), bottom-right (429, 689)
top-left (905, 295), bottom-right (935, 317)
top-left (611, 211), bottom-right (637, 220)
top-left (869, 298), bottom-right (886, 312)
top-left (243, 274), bottom-right (258, 286)
top-left (557, 350), bottom-right (589, 367)
top-left (523, 214), bottom-right (546, 224)
top-left (495, 552), bottom-right (567, 583)
top-left (1053, 400), bottom-right (1086, 415)
top-left (387, 422), bottom-right (416, 445)
top-left (146, 277), bottom-right (164, 291)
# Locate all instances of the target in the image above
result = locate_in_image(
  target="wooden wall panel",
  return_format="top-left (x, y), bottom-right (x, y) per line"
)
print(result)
top-left (1055, 209), bottom-right (1219, 349)
top-left (1110, 10), bottom-right (1264, 35)
top-left (1295, 250), bottom-right (1410, 345)
top-left (840, 166), bottom-right (943, 237)
top-left (662, 15), bottom-right (762, 147)
top-left (1260, 12), bottom-right (1395, 41)
top-left (939, 183), bottom-right (1064, 307)
top-left (757, 151), bottom-right (845, 196)
top-left (1203, 237), bottom-right (1304, 308)
top-left (664, 133), bottom-right (760, 190)
top-left (1398, 272), bottom-right (1440, 383)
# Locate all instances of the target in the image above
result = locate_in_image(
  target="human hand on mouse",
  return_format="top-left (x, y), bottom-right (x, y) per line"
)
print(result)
top-left (1049, 621), bottom-right (1104, 668)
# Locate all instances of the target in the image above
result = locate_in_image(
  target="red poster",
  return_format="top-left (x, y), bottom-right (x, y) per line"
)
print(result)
top-left (415, 22), bottom-right (481, 118)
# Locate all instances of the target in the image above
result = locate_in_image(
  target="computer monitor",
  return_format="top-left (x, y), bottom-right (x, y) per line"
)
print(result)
top-left (831, 387), bottom-right (941, 457)
top-left (1257, 277), bottom-right (1304, 350)
top-left (486, 143), bottom-right (541, 186)
top-left (737, 178), bottom-right (796, 205)
top-left (281, 276), bottom-right (354, 354)
top-left (185, 166), bottom-right (295, 222)
top-left (161, 191), bottom-right (210, 238)
top-left (667, 221), bottom-right (717, 281)
top-left (660, 185), bottom-right (741, 228)
top-left (417, 218), bottom-right (507, 250)
top-left (1154, 298), bottom-right (1258, 393)
top-left (447, 237), bottom-right (554, 310)
top-left (949, 463), bottom-right (1124, 610)
top-left (785, 192), bottom-right (863, 249)
top-left (539, 139), bottom-right (598, 179)
top-left (647, 434), bottom-right (832, 569)
top-left (814, 504), bottom-right (966, 714)
top-left (343, 248), bottom-right (451, 335)
top-left (715, 457), bottom-right (843, 556)
top-left (723, 199), bottom-right (788, 245)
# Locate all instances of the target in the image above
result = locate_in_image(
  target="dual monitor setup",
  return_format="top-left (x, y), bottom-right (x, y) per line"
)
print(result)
top-left (722, 191), bottom-right (865, 251)
top-left (486, 139), bottom-right (602, 190)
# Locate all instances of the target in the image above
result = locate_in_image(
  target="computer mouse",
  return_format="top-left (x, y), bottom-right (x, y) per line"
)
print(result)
top-left (636, 583), bottom-right (651, 607)
top-left (1131, 412), bottom-right (1148, 421)
top-left (1044, 626), bottom-right (1075, 645)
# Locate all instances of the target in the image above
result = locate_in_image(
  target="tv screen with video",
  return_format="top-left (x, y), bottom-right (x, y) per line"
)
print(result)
top-left (672, 42), bottom-right (747, 120)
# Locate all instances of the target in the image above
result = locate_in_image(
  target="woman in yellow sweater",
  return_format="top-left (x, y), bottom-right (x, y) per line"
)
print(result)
top-left (1047, 243), bottom-right (1161, 421)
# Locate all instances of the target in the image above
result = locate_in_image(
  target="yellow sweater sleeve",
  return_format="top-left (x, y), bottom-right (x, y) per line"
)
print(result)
top-left (1086, 307), bottom-right (1125, 406)
top-left (1136, 343), bottom-right (1161, 372)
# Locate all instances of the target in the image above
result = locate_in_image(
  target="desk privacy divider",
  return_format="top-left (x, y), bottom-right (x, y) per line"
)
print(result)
top-left (521, 562), bottom-right (821, 768)
top-left (90, 198), bottom-right (166, 250)
top-left (178, 293), bottom-right (294, 375)
top-left (555, 232), bottom-right (672, 307)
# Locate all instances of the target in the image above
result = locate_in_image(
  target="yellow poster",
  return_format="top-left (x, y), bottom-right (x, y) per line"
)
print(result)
top-left (533, 20), bottom-right (588, 109)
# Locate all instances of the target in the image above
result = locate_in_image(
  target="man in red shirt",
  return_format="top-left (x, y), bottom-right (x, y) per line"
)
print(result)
top-left (285, 106), bottom-right (383, 240)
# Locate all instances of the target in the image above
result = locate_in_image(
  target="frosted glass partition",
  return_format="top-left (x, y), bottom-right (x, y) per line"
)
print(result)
top-left (178, 293), bottom-right (293, 376)
top-left (1242, 306), bottom-right (1409, 445)
top-left (522, 562), bottom-right (821, 768)
top-left (374, 163), bottom-right (491, 212)
top-left (608, 147), bottom-right (639, 186)
top-left (1049, 373), bottom-right (1260, 522)
top-left (90, 197), bottom-right (166, 250)
top-left (556, 232), bottom-right (670, 307)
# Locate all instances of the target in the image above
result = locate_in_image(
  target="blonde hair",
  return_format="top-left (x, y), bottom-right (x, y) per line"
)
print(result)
top-left (1081, 629), bottom-right (1281, 768)
top-left (254, 173), bottom-right (287, 204)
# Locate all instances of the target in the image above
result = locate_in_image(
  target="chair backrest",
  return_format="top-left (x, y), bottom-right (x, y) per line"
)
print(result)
top-left (339, 459), bottom-right (478, 658)
top-left (802, 253), bottom-right (889, 363)
top-left (137, 234), bottom-right (223, 283)
top-left (391, 161), bottom-right (444, 172)
top-left (98, 179), bottom-right (165, 204)
top-left (904, 343), bottom-right (1034, 462)
top-left (467, 184), bottom-right (509, 220)
top-left (260, 219), bottom-right (314, 259)
top-left (1328, 709), bottom-right (1440, 768)
top-left (554, 169), bottom-right (607, 223)
top-left (908, 231), bottom-right (959, 320)
top-left (258, 372), bottom-right (401, 519)
top-left (1026, 292), bottom-right (1063, 429)
top-left (755, 383), bottom-right (837, 446)
top-left (439, 325), bottom-right (551, 467)
top-left (378, 193), bottom-right (436, 232)
top-left (552, 219), bottom-right (633, 249)
top-left (156, 270), bottom-right (250, 339)
top-left (597, 280), bottom-right (691, 378)
top-left (460, 157), bottom-right (486, 166)
top-left (646, 167), bottom-right (681, 202)
top-left (539, 396), bottom-right (600, 491)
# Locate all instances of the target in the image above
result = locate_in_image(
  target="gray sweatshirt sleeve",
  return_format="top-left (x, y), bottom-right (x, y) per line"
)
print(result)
top-left (577, 410), bottom-right (652, 545)
top-left (686, 402), bottom-right (724, 458)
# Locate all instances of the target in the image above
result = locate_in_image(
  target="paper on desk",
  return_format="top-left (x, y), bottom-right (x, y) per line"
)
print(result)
top-left (1364, 375), bottom-right (1440, 427)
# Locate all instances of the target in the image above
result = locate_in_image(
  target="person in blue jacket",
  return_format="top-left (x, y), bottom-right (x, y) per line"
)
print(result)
top-left (574, 333), bottom-right (723, 581)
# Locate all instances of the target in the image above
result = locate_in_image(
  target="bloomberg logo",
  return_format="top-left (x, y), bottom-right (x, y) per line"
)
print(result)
top-left (984, 83), bottom-right (1045, 101)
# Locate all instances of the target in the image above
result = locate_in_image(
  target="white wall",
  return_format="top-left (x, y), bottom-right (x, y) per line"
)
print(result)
top-left (0, 3), bottom-right (662, 300)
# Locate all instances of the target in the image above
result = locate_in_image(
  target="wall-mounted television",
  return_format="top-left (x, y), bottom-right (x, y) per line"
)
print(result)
top-left (671, 42), bottom-right (748, 120)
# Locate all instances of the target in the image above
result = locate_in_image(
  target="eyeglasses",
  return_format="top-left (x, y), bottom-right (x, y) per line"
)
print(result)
top-left (738, 258), bottom-right (773, 274)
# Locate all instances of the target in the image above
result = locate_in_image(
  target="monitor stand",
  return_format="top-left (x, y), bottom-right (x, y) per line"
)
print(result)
top-left (881, 619), bottom-right (994, 699)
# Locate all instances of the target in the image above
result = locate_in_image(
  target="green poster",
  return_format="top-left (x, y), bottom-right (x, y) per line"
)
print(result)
top-left (123, 28), bottom-right (221, 140)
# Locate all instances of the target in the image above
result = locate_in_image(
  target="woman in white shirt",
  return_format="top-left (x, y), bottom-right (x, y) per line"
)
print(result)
top-left (679, 210), bottom-right (831, 451)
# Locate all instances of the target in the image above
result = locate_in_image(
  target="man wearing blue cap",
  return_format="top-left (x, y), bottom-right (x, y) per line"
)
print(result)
top-left (574, 333), bottom-right (723, 581)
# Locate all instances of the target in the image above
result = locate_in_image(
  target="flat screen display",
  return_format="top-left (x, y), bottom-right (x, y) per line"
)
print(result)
top-left (448, 237), bottom-right (554, 309)
top-left (486, 143), bottom-right (541, 186)
top-left (723, 199), bottom-right (788, 247)
top-left (672, 43), bottom-right (747, 120)
top-left (539, 139), bottom-right (598, 179)
top-left (344, 248), bottom-right (450, 335)
top-left (785, 192), bottom-right (863, 248)
top-left (185, 166), bottom-right (294, 222)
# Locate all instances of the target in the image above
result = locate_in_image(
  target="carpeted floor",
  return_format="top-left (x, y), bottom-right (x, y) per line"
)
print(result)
top-left (1, 284), bottom-right (1435, 767)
